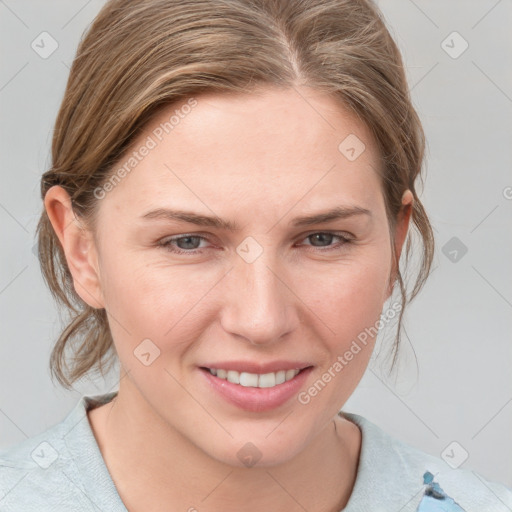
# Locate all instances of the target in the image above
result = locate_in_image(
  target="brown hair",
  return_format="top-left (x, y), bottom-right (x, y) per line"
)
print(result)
top-left (37, 0), bottom-right (434, 389)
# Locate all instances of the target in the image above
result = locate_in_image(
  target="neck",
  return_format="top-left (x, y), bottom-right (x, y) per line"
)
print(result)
top-left (87, 378), bottom-right (361, 512)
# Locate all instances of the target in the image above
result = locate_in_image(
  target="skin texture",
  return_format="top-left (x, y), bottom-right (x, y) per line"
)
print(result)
top-left (45, 86), bottom-right (413, 512)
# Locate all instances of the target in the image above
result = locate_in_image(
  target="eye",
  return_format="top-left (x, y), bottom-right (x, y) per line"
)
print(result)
top-left (299, 232), bottom-right (353, 251)
top-left (158, 234), bottom-right (209, 255)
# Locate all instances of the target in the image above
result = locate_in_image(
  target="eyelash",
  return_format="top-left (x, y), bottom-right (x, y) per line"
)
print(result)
top-left (158, 231), bottom-right (354, 255)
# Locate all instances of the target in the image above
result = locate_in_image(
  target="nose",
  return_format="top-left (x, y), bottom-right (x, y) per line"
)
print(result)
top-left (220, 251), bottom-right (298, 346)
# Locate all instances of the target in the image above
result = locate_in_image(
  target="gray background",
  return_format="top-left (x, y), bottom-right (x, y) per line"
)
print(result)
top-left (1, 0), bottom-right (511, 487)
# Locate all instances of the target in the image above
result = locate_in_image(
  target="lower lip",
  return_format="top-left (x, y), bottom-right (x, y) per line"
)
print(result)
top-left (200, 367), bottom-right (313, 413)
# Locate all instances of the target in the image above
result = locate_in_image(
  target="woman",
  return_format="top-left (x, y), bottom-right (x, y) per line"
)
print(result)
top-left (1, 0), bottom-right (510, 510)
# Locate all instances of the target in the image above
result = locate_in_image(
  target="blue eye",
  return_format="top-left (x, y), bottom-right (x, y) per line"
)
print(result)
top-left (302, 232), bottom-right (352, 249)
top-left (158, 232), bottom-right (353, 255)
top-left (159, 235), bottom-right (207, 254)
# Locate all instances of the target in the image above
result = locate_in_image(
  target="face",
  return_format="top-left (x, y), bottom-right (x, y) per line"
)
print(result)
top-left (67, 86), bottom-right (409, 467)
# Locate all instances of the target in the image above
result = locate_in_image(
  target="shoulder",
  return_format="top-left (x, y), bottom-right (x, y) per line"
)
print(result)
top-left (0, 407), bottom-right (90, 511)
top-left (0, 392), bottom-right (120, 512)
top-left (342, 412), bottom-right (512, 512)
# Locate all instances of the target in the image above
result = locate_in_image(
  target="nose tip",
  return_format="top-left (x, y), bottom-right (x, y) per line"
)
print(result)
top-left (220, 259), bottom-right (297, 346)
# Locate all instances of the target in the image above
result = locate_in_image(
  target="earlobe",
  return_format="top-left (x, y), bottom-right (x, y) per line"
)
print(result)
top-left (44, 186), bottom-right (105, 309)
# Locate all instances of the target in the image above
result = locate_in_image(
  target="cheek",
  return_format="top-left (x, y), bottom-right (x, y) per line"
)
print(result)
top-left (293, 257), bottom-right (390, 415)
top-left (99, 252), bottom-right (215, 358)
top-left (294, 251), bottom-right (391, 339)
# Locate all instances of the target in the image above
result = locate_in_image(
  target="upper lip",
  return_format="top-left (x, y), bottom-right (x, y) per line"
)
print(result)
top-left (200, 360), bottom-right (313, 374)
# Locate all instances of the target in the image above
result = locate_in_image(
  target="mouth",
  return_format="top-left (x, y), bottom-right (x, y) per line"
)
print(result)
top-left (199, 363), bottom-right (314, 412)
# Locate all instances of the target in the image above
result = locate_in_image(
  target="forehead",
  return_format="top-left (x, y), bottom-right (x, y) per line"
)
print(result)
top-left (147, 86), bottom-right (377, 157)
top-left (99, 86), bottom-right (383, 219)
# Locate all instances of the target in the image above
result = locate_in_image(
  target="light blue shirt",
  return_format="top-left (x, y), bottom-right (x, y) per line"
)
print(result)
top-left (1, 392), bottom-right (511, 511)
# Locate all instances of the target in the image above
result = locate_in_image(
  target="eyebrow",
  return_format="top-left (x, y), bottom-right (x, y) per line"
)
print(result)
top-left (141, 205), bottom-right (371, 230)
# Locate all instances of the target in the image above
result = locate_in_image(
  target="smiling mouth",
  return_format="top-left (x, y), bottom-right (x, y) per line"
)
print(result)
top-left (200, 367), bottom-right (311, 389)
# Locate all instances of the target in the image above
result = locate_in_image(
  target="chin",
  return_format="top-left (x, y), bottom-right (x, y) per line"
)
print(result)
top-left (198, 422), bottom-right (314, 469)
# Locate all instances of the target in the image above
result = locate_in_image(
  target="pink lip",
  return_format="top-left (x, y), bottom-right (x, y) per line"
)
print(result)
top-left (200, 360), bottom-right (312, 374)
top-left (199, 366), bottom-right (313, 413)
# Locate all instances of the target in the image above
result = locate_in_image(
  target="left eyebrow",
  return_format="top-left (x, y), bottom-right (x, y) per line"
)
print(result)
top-left (140, 205), bottom-right (371, 231)
top-left (290, 206), bottom-right (371, 227)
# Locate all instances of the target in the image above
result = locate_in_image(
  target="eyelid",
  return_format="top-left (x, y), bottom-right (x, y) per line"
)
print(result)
top-left (299, 229), bottom-right (355, 241)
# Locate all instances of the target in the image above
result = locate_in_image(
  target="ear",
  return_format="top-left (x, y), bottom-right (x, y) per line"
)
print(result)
top-left (385, 189), bottom-right (414, 300)
top-left (44, 186), bottom-right (105, 309)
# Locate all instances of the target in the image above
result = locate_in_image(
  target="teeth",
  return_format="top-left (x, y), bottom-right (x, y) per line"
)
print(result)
top-left (208, 368), bottom-right (301, 388)
top-left (258, 372), bottom-right (276, 388)
top-left (239, 372), bottom-right (259, 387)
top-left (285, 369), bottom-right (297, 381)
top-left (226, 370), bottom-right (240, 384)
top-left (275, 370), bottom-right (286, 385)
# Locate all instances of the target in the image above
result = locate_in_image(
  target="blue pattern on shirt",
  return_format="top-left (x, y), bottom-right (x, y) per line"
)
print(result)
top-left (417, 472), bottom-right (466, 511)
